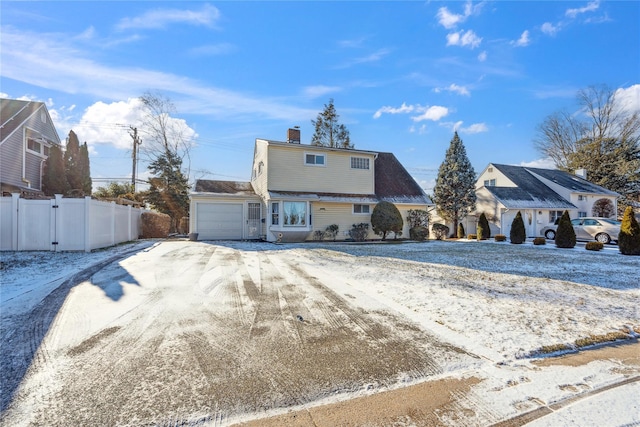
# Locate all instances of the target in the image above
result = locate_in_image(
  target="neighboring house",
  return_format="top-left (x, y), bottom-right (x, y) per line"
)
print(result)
top-left (190, 128), bottom-right (432, 242)
top-left (473, 163), bottom-right (619, 238)
top-left (0, 98), bottom-right (62, 196)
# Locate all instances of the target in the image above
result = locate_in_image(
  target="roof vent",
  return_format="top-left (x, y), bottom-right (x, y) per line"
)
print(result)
top-left (287, 127), bottom-right (300, 144)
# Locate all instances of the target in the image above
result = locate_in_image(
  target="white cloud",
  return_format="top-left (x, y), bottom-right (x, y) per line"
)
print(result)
top-left (460, 122), bottom-right (488, 134)
top-left (541, 22), bottom-right (559, 36)
top-left (520, 158), bottom-right (557, 169)
top-left (70, 98), bottom-right (198, 155)
top-left (478, 51), bottom-right (487, 62)
top-left (411, 106), bottom-right (449, 122)
top-left (566, 0), bottom-right (600, 18)
top-left (303, 85), bottom-right (342, 99)
top-left (446, 30), bottom-right (482, 49)
top-left (116, 3), bottom-right (220, 31)
top-left (373, 102), bottom-right (415, 119)
top-left (614, 84), bottom-right (640, 114)
top-left (513, 30), bottom-right (530, 47)
top-left (0, 27), bottom-right (316, 122)
top-left (436, 1), bottom-right (485, 29)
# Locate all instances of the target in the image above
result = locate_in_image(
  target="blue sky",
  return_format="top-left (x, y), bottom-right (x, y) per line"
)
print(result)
top-left (2, 1), bottom-right (639, 192)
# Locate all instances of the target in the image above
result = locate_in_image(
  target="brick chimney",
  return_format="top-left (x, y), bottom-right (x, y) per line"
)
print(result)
top-left (287, 127), bottom-right (301, 144)
top-left (575, 168), bottom-right (587, 180)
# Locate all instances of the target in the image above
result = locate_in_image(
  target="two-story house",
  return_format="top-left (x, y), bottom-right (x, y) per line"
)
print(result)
top-left (1, 98), bottom-right (62, 196)
top-left (190, 129), bottom-right (432, 242)
top-left (473, 163), bottom-right (619, 238)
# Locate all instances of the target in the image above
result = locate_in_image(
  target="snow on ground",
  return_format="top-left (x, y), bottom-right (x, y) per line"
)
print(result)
top-left (1, 238), bottom-right (638, 426)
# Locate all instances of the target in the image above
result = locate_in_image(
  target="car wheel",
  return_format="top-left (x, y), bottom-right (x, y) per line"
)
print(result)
top-left (596, 233), bottom-right (611, 244)
top-left (545, 230), bottom-right (556, 240)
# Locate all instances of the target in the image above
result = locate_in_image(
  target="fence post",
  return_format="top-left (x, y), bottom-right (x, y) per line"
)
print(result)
top-left (53, 195), bottom-right (63, 252)
top-left (84, 196), bottom-right (92, 253)
top-left (11, 193), bottom-right (19, 250)
top-left (127, 205), bottom-right (132, 241)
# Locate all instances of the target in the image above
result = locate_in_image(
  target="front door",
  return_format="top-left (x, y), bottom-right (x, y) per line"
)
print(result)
top-left (246, 203), bottom-right (261, 239)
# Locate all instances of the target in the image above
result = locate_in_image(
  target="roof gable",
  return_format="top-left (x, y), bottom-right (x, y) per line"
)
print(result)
top-left (1, 99), bottom-right (46, 142)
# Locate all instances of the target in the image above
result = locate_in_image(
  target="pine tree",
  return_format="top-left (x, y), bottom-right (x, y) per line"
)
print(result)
top-left (371, 201), bottom-right (403, 240)
top-left (311, 98), bottom-right (353, 148)
top-left (555, 210), bottom-right (576, 248)
top-left (64, 130), bottom-right (83, 192)
top-left (510, 211), bottom-right (526, 244)
top-left (433, 132), bottom-right (476, 235)
top-left (457, 223), bottom-right (465, 238)
top-left (618, 206), bottom-right (640, 255)
top-left (145, 150), bottom-right (190, 232)
top-left (42, 145), bottom-right (69, 196)
top-left (478, 212), bottom-right (491, 239)
top-left (79, 142), bottom-right (92, 195)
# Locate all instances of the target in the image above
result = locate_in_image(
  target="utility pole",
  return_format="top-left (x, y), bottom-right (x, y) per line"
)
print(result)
top-left (129, 126), bottom-right (142, 192)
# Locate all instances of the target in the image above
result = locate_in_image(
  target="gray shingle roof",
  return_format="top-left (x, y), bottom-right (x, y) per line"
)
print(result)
top-left (193, 180), bottom-right (256, 196)
top-left (487, 164), bottom-right (577, 209)
top-left (524, 166), bottom-right (619, 196)
top-left (375, 152), bottom-right (432, 204)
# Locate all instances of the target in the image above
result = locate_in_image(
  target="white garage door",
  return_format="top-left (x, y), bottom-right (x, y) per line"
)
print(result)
top-left (196, 203), bottom-right (243, 240)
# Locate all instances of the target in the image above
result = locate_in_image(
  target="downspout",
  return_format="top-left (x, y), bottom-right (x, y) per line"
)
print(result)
top-left (21, 128), bottom-right (31, 188)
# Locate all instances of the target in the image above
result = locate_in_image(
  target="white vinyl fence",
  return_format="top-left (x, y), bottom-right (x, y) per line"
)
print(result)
top-left (1, 194), bottom-right (144, 252)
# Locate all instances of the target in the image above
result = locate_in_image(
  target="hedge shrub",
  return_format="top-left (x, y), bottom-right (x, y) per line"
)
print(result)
top-left (432, 223), bottom-right (449, 240)
top-left (510, 211), bottom-right (526, 244)
top-left (141, 211), bottom-right (171, 238)
top-left (533, 237), bottom-right (546, 245)
top-left (371, 201), bottom-right (403, 240)
top-left (585, 241), bottom-right (604, 251)
top-left (477, 212), bottom-right (491, 240)
top-left (409, 226), bottom-right (429, 241)
top-left (349, 223), bottom-right (369, 242)
top-left (618, 206), bottom-right (640, 255)
top-left (555, 210), bottom-right (576, 248)
top-left (467, 234), bottom-right (477, 240)
top-left (494, 234), bottom-right (506, 242)
top-left (457, 223), bottom-right (465, 239)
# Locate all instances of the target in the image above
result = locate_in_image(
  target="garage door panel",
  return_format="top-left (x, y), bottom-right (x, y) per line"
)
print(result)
top-left (197, 203), bottom-right (243, 240)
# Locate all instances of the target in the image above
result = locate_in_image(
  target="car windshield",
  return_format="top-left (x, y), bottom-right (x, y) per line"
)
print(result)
top-left (570, 219), bottom-right (583, 225)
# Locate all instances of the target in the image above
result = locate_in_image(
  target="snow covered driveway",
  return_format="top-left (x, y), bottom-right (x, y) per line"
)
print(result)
top-left (1, 241), bottom-right (473, 426)
top-left (1, 239), bottom-right (638, 426)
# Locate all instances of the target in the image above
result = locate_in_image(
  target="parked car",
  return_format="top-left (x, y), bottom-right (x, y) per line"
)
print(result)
top-left (541, 217), bottom-right (621, 244)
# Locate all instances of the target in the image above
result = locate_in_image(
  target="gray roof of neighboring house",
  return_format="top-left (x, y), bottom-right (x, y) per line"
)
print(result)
top-left (486, 164), bottom-right (577, 209)
top-left (524, 166), bottom-right (619, 196)
top-left (0, 99), bottom-right (46, 142)
top-left (193, 180), bottom-right (257, 196)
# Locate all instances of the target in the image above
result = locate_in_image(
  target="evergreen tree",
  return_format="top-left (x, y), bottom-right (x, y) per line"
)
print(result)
top-left (510, 211), bottom-right (526, 244)
top-left (433, 132), bottom-right (476, 234)
top-left (145, 150), bottom-right (190, 232)
top-left (555, 210), bottom-right (576, 248)
top-left (457, 223), bottom-right (465, 238)
top-left (618, 206), bottom-right (640, 255)
top-left (371, 201), bottom-right (403, 240)
top-left (478, 212), bottom-right (491, 239)
top-left (311, 98), bottom-right (353, 148)
top-left (64, 130), bottom-right (83, 192)
top-left (79, 142), bottom-right (92, 195)
top-left (42, 145), bottom-right (69, 196)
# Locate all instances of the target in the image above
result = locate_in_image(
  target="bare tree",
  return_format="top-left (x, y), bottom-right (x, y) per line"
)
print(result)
top-left (534, 85), bottom-right (640, 211)
top-left (138, 92), bottom-right (195, 176)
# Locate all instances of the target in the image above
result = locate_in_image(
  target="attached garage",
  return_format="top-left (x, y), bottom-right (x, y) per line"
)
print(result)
top-left (190, 180), bottom-right (262, 241)
top-left (196, 203), bottom-right (243, 240)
